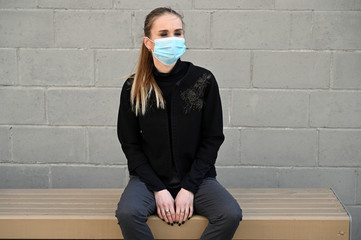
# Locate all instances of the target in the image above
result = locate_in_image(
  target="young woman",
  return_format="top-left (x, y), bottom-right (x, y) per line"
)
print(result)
top-left (115, 7), bottom-right (242, 240)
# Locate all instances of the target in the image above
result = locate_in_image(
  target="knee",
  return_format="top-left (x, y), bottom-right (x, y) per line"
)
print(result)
top-left (115, 201), bottom-right (147, 225)
top-left (234, 206), bottom-right (243, 222)
top-left (224, 206), bottom-right (243, 224)
top-left (212, 205), bottom-right (243, 226)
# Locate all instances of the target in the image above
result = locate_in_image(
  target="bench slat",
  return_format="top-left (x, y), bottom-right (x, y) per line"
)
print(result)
top-left (0, 188), bottom-right (350, 240)
top-left (0, 202), bottom-right (344, 209)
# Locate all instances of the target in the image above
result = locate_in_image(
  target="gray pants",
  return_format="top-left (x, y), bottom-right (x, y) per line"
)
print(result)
top-left (115, 176), bottom-right (242, 240)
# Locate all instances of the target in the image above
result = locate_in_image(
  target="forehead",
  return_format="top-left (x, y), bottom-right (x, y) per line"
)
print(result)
top-left (151, 13), bottom-right (183, 31)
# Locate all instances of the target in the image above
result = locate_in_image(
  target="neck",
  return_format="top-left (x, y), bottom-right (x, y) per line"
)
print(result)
top-left (153, 57), bottom-right (176, 73)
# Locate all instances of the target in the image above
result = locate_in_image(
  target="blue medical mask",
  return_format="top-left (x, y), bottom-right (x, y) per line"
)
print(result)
top-left (147, 37), bottom-right (186, 65)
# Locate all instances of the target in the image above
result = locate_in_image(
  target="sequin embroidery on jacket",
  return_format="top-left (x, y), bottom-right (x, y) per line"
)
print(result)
top-left (180, 73), bottom-right (211, 114)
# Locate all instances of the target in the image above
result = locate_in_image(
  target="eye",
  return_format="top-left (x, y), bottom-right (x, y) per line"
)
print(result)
top-left (160, 33), bottom-right (167, 37)
top-left (174, 32), bottom-right (182, 36)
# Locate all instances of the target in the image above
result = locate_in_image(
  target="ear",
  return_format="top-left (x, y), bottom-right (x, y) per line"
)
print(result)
top-left (143, 37), bottom-right (153, 51)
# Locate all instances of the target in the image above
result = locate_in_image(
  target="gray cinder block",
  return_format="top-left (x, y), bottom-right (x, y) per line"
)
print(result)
top-left (47, 88), bottom-right (119, 126)
top-left (216, 166), bottom-right (279, 188)
top-left (253, 51), bottom-right (330, 89)
top-left (88, 127), bottom-right (126, 165)
top-left (220, 90), bottom-right (231, 126)
top-left (96, 50), bottom-right (139, 87)
top-left (0, 88), bottom-right (45, 124)
top-left (357, 0), bottom-right (361, 9)
top-left (114, 0), bottom-right (193, 10)
top-left (0, 10), bottom-right (53, 47)
top-left (183, 50), bottom-right (250, 88)
top-left (356, 169), bottom-right (361, 204)
top-left (279, 167), bottom-right (356, 204)
top-left (0, 165), bottom-right (49, 188)
top-left (217, 128), bottom-right (241, 166)
top-left (0, 127), bottom-right (10, 162)
top-left (51, 165), bottom-right (127, 188)
top-left (231, 90), bottom-right (308, 127)
top-left (0, 49), bottom-right (17, 85)
top-left (195, 0), bottom-right (273, 9)
top-left (182, 11), bottom-right (211, 49)
top-left (212, 11), bottom-right (290, 49)
top-left (310, 91), bottom-right (361, 128)
top-left (0, 0), bottom-right (36, 8)
top-left (290, 12), bottom-right (313, 49)
top-left (319, 129), bottom-right (361, 167)
top-left (12, 126), bottom-right (86, 164)
top-left (38, 0), bottom-right (113, 9)
top-left (132, 11), bottom-right (147, 48)
top-left (333, 52), bottom-right (361, 89)
top-left (241, 129), bottom-right (317, 166)
top-left (312, 11), bottom-right (361, 49)
top-left (55, 10), bottom-right (132, 48)
top-left (20, 49), bottom-right (94, 86)
top-left (275, 0), bottom-right (355, 10)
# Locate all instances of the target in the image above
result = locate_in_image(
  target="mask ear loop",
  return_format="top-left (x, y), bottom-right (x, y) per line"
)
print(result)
top-left (146, 36), bottom-right (154, 43)
top-left (145, 37), bottom-right (154, 53)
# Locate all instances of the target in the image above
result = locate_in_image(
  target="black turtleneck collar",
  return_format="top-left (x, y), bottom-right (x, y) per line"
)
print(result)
top-left (152, 59), bottom-right (189, 84)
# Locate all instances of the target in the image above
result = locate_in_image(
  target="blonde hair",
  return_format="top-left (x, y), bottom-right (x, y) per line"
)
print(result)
top-left (131, 7), bottom-right (184, 116)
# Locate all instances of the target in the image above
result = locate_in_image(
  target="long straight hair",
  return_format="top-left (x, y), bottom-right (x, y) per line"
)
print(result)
top-left (131, 7), bottom-right (184, 116)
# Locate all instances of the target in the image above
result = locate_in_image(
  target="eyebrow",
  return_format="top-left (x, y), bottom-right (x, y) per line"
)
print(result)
top-left (158, 28), bottom-right (183, 32)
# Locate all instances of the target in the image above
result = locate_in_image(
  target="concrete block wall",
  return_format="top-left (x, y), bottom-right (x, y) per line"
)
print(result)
top-left (0, 1), bottom-right (360, 238)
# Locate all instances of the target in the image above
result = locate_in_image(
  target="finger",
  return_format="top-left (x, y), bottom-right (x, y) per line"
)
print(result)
top-left (174, 205), bottom-right (180, 223)
top-left (157, 207), bottom-right (163, 220)
top-left (179, 208), bottom-right (186, 223)
top-left (161, 208), bottom-right (170, 223)
top-left (169, 206), bottom-right (176, 224)
top-left (182, 206), bottom-right (188, 223)
top-left (165, 208), bottom-right (173, 224)
top-left (188, 205), bottom-right (194, 219)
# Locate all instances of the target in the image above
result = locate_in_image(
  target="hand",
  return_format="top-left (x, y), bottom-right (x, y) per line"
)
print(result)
top-left (154, 189), bottom-right (175, 224)
top-left (174, 188), bottom-right (194, 224)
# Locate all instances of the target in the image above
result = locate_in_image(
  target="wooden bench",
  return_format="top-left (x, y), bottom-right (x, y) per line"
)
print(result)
top-left (0, 188), bottom-right (350, 240)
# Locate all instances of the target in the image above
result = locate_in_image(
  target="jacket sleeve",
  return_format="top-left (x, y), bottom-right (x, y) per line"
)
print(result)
top-left (118, 79), bottom-right (166, 191)
top-left (180, 74), bottom-right (225, 194)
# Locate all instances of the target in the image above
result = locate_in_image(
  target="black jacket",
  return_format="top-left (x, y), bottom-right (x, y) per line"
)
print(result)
top-left (117, 62), bottom-right (224, 193)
